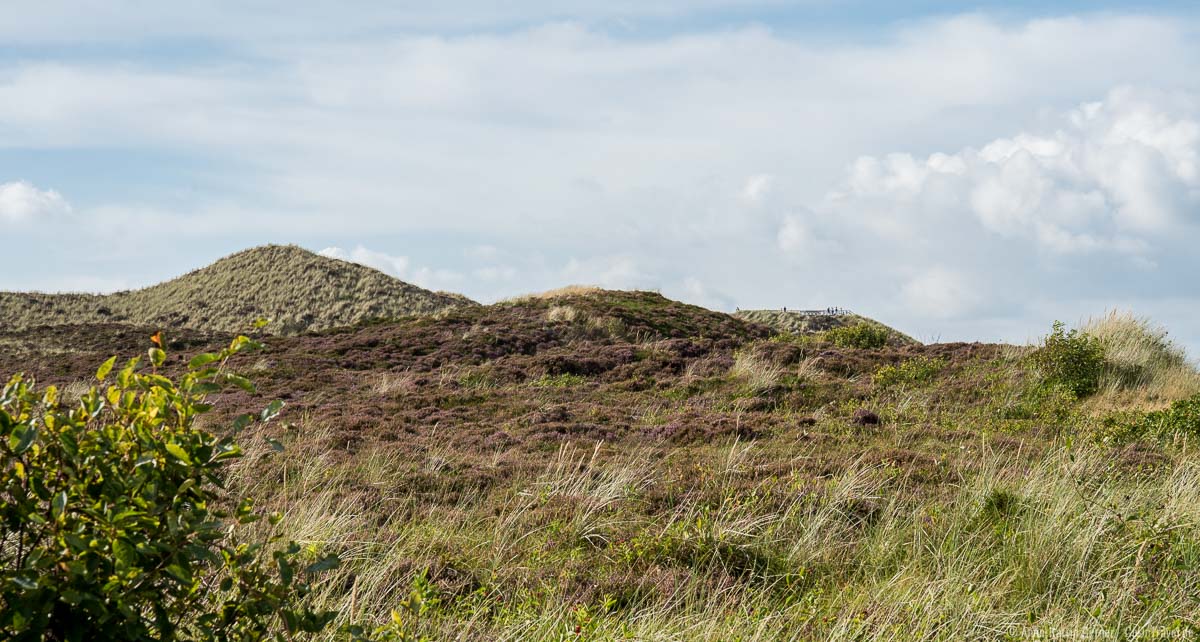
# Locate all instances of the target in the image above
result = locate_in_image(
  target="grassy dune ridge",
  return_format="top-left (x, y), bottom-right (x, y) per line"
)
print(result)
top-left (4, 270), bottom-right (1200, 639)
top-left (734, 309), bottom-right (918, 347)
top-left (0, 245), bottom-right (472, 335)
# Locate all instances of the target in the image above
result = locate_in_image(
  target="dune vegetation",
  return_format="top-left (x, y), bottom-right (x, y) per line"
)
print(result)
top-left (1082, 311), bottom-right (1200, 408)
top-left (734, 309), bottom-right (917, 347)
top-left (0, 245), bottom-right (472, 335)
top-left (3, 283), bottom-right (1200, 640)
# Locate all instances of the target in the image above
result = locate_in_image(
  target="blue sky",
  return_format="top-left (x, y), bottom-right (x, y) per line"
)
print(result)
top-left (2, 1), bottom-right (1200, 353)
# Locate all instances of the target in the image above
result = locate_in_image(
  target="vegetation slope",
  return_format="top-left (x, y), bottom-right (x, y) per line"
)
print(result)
top-left (5, 287), bottom-right (1200, 640)
top-left (735, 308), bottom-right (918, 346)
top-left (0, 245), bottom-right (472, 335)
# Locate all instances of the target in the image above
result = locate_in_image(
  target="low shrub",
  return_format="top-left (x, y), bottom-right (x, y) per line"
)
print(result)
top-left (824, 323), bottom-right (890, 349)
top-left (1094, 394), bottom-right (1200, 444)
top-left (1030, 321), bottom-right (1105, 398)
top-left (0, 335), bottom-right (341, 641)
top-left (1146, 394), bottom-right (1200, 435)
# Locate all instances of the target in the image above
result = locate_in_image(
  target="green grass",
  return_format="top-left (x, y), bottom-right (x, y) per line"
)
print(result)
top-left (0, 245), bottom-right (472, 335)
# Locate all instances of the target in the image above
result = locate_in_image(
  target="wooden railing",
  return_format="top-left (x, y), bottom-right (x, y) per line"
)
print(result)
top-left (738, 308), bottom-right (853, 316)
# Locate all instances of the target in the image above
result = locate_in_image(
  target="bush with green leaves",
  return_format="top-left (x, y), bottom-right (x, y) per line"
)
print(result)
top-left (1145, 394), bottom-right (1200, 436)
top-left (1030, 321), bottom-right (1105, 398)
top-left (0, 335), bottom-right (341, 641)
top-left (824, 323), bottom-right (890, 349)
top-left (1094, 393), bottom-right (1200, 444)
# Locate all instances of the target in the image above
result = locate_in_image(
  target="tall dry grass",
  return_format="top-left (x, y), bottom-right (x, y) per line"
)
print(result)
top-left (730, 351), bottom-right (785, 393)
top-left (506, 285), bottom-right (603, 304)
top-left (223, 428), bottom-right (1200, 641)
top-left (0, 245), bottom-right (471, 334)
top-left (1082, 310), bottom-right (1200, 408)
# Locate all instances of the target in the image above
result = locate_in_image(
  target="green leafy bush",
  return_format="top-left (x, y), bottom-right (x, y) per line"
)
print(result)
top-left (1030, 321), bottom-right (1105, 398)
top-left (1094, 394), bottom-right (1200, 444)
top-left (824, 323), bottom-right (890, 349)
top-left (873, 357), bottom-right (946, 388)
top-left (0, 335), bottom-right (340, 641)
top-left (1145, 394), bottom-right (1200, 436)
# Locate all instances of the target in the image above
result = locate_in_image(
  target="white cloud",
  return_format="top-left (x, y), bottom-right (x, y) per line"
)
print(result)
top-left (776, 215), bottom-right (809, 252)
top-left (0, 181), bottom-right (70, 223)
top-left (676, 276), bottom-right (734, 311)
top-left (319, 245), bottom-right (410, 277)
top-left (560, 255), bottom-right (650, 289)
top-left (820, 88), bottom-right (1200, 256)
top-left (4, 13), bottom-right (1200, 353)
top-left (761, 87), bottom-right (1200, 350)
top-left (900, 268), bottom-right (983, 320)
top-left (742, 174), bottom-right (773, 204)
top-left (319, 245), bottom-right (465, 291)
top-left (408, 266), bottom-right (466, 292)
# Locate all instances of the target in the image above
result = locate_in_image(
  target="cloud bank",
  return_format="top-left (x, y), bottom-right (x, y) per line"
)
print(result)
top-left (769, 87), bottom-right (1200, 346)
top-left (822, 88), bottom-right (1198, 254)
top-left (2, 11), bottom-right (1200, 353)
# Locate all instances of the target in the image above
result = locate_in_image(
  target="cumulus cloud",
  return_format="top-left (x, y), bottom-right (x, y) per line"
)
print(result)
top-left (758, 87), bottom-right (1200, 349)
top-left (0, 181), bottom-right (70, 223)
top-left (821, 88), bottom-right (1200, 255)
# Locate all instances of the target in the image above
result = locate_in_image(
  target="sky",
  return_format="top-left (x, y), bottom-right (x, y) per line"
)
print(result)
top-left (2, 2), bottom-right (1200, 352)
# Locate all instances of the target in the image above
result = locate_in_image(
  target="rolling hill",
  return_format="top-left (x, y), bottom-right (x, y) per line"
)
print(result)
top-left (3, 276), bottom-right (1199, 638)
top-left (734, 308), bottom-right (918, 346)
top-left (0, 245), bottom-right (473, 334)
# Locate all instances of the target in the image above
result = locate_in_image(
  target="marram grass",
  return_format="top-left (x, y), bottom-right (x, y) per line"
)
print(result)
top-left (0, 245), bottom-right (472, 335)
top-left (228, 427), bottom-right (1200, 641)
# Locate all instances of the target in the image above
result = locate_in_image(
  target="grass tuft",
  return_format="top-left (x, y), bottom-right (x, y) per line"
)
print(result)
top-left (1083, 310), bottom-right (1200, 405)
